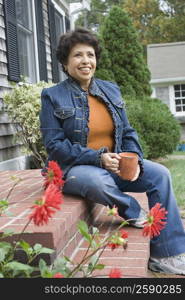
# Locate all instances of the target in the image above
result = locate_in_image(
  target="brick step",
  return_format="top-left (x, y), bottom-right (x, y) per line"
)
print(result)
top-left (0, 169), bottom-right (150, 277)
top-left (67, 203), bottom-right (150, 278)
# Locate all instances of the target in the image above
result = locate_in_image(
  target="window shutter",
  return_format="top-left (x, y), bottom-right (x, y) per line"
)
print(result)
top-left (3, 0), bottom-right (20, 82)
top-left (65, 16), bottom-right (70, 32)
top-left (48, 0), bottom-right (59, 83)
top-left (34, 0), bottom-right (48, 82)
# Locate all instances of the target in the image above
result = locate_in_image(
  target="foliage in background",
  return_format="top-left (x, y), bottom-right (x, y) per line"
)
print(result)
top-left (76, 0), bottom-right (185, 47)
top-left (125, 95), bottom-right (181, 159)
top-left (159, 158), bottom-right (185, 209)
top-left (123, 0), bottom-right (165, 47)
top-left (75, 0), bottom-right (125, 31)
top-left (95, 38), bottom-right (116, 81)
top-left (3, 82), bottom-right (53, 168)
top-left (99, 6), bottom-right (152, 97)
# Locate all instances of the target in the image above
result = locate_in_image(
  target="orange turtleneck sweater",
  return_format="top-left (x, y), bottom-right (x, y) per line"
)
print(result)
top-left (87, 95), bottom-right (114, 152)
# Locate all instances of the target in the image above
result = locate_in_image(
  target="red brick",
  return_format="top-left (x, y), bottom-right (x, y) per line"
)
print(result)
top-left (97, 249), bottom-right (149, 258)
top-left (0, 169), bottom-right (150, 275)
top-left (92, 266), bottom-right (147, 278)
top-left (98, 257), bottom-right (148, 268)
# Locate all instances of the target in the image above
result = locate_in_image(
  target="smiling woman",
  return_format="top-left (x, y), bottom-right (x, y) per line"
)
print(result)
top-left (39, 27), bottom-right (185, 276)
top-left (64, 43), bottom-right (97, 90)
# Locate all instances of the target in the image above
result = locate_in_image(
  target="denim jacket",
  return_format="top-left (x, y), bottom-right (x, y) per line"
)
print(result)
top-left (40, 77), bottom-right (143, 177)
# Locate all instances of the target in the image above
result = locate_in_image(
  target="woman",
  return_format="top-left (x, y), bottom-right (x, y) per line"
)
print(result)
top-left (40, 28), bottom-right (185, 275)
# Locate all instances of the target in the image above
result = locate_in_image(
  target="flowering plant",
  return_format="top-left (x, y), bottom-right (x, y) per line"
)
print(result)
top-left (3, 81), bottom-right (53, 168)
top-left (0, 162), bottom-right (167, 278)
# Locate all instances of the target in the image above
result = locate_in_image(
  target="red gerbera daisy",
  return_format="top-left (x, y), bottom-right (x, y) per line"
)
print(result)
top-left (109, 268), bottom-right (122, 278)
top-left (43, 161), bottom-right (64, 189)
top-left (143, 203), bottom-right (168, 239)
top-left (29, 183), bottom-right (63, 226)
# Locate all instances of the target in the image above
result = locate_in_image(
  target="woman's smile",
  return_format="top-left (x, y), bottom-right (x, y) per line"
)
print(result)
top-left (65, 43), bottom-right (96, 90)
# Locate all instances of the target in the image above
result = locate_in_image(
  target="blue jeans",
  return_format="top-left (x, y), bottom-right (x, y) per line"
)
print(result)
top-left (63, 159), bottom-right (185, 258)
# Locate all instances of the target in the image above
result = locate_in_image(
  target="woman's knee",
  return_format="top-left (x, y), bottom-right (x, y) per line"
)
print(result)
top-left (64, 165), bottom-right (108, 195)
top-left (143, 159), bottom-right (171, 184)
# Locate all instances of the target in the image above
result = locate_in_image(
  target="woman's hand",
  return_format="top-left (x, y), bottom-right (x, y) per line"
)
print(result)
top-left (101, 153), bottom-right (121, 173)
top-left (101, 152), bottom-right (140, 180)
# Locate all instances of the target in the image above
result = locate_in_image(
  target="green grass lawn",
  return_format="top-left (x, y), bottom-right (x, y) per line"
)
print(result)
top-left (157, 155), bottom-right (185, 209)
top-left (171, 150), bottom-right (185, 156)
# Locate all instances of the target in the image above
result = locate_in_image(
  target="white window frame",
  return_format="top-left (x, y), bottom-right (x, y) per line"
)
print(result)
top-left (15, 0), bottom-right (39, 83)
top-left (52, 0), bottom-right (67, 81)
top-left (169, 85), bottom-right (176, 114)
top-left (31, 0), bottom-right (40, 82)
top-left (170, 84), bottom-right (185, 116)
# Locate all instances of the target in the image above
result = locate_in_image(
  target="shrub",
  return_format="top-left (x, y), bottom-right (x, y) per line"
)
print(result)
top-left (3, 81), bottom-right (53, 168)
top-left (125, 96), bottom-right (181, 159)
top-left (99, 6), bottom-right (152, 97)
top-left (95, 39), bottom-right (116, 82)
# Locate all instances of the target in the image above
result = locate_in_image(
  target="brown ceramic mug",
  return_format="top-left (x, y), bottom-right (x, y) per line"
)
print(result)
top-left (119, 152), bottom-right (138, 180)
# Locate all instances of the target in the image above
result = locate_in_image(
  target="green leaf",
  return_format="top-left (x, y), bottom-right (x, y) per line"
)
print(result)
top-left (38, 247), bottom-right (54, 254)
top-left (52, 257), bottom-right (71, 276)
top-left (90, 254), bottom-right (99, 266)
top-left (93, 264), bottom-right (105, 270)
top-left (32, 243), bottom-right (54, 255)
top-left (33, 243), bottom-right (42, 252)
top-left (77, 220), bottom-right (92, 243)
top-left (18, 240), bottom-right (31, 252)
top-left (0, 228), bottom-right (14, 238)
top-left (0, 199), bottom-right (9, 214)
top-left (63, 255), bottom-right (74, 264)
top-left (5, 261), bottom-right (34, 277)
top-left (0, 273), bottom-right (4, 278)
top-left (39, 258), bottom-right (47, 271)
top-left (0, 242), bottom-right (12, 262)
top-left (77, 220), bottom-right (89, 233)
top-left (38, 259), bottom-right (52, 278)
top-left (40, 271), bottom-right (53, 278)
top-left (54, 257), bottom-right (68, 268)
top-left (121, 220), bottom-right (129, 226)
top-left (87, 254), bottom-right (100, 273)
top-left (5, 261), bottom-right (33, 271)
top-left (0, 199), bottom-right (9, 208)
top-left (91, 239), bottom-right (99, 249)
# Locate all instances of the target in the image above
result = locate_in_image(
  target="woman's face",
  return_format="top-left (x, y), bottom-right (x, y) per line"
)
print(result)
top-left (65, 43), bottom-right (96, 90)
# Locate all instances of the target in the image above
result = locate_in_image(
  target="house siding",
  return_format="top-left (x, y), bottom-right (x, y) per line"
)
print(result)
top-left (147, 41), bottom-right (185, 141)
top-left (0, 0), bottom-right (69, 170)
top-left (0, 0), bottom-right (19, 167)
top-left (43, 0), bottom-right (52, 82)
top-left (147, 42), bottom-right (185, 81)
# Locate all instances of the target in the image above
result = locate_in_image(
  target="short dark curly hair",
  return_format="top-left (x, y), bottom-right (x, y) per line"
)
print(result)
top-left (56, 28), bottom-right (101, 74)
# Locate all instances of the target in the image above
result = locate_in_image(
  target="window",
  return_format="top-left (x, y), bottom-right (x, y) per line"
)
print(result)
top-left (4, 0), bottom-right (47, 83)
top-left (15, 0), bottom-right (37, 82)
top-left (48, 0), bottom-right (68, 83)
top-left (55, 11), bottom-right (66, 81)
top-left (174, 84), bottom-right (185, 113)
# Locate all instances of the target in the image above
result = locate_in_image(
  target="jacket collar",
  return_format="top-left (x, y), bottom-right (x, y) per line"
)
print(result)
top-left (66, 76), bottom-right (102, 97)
